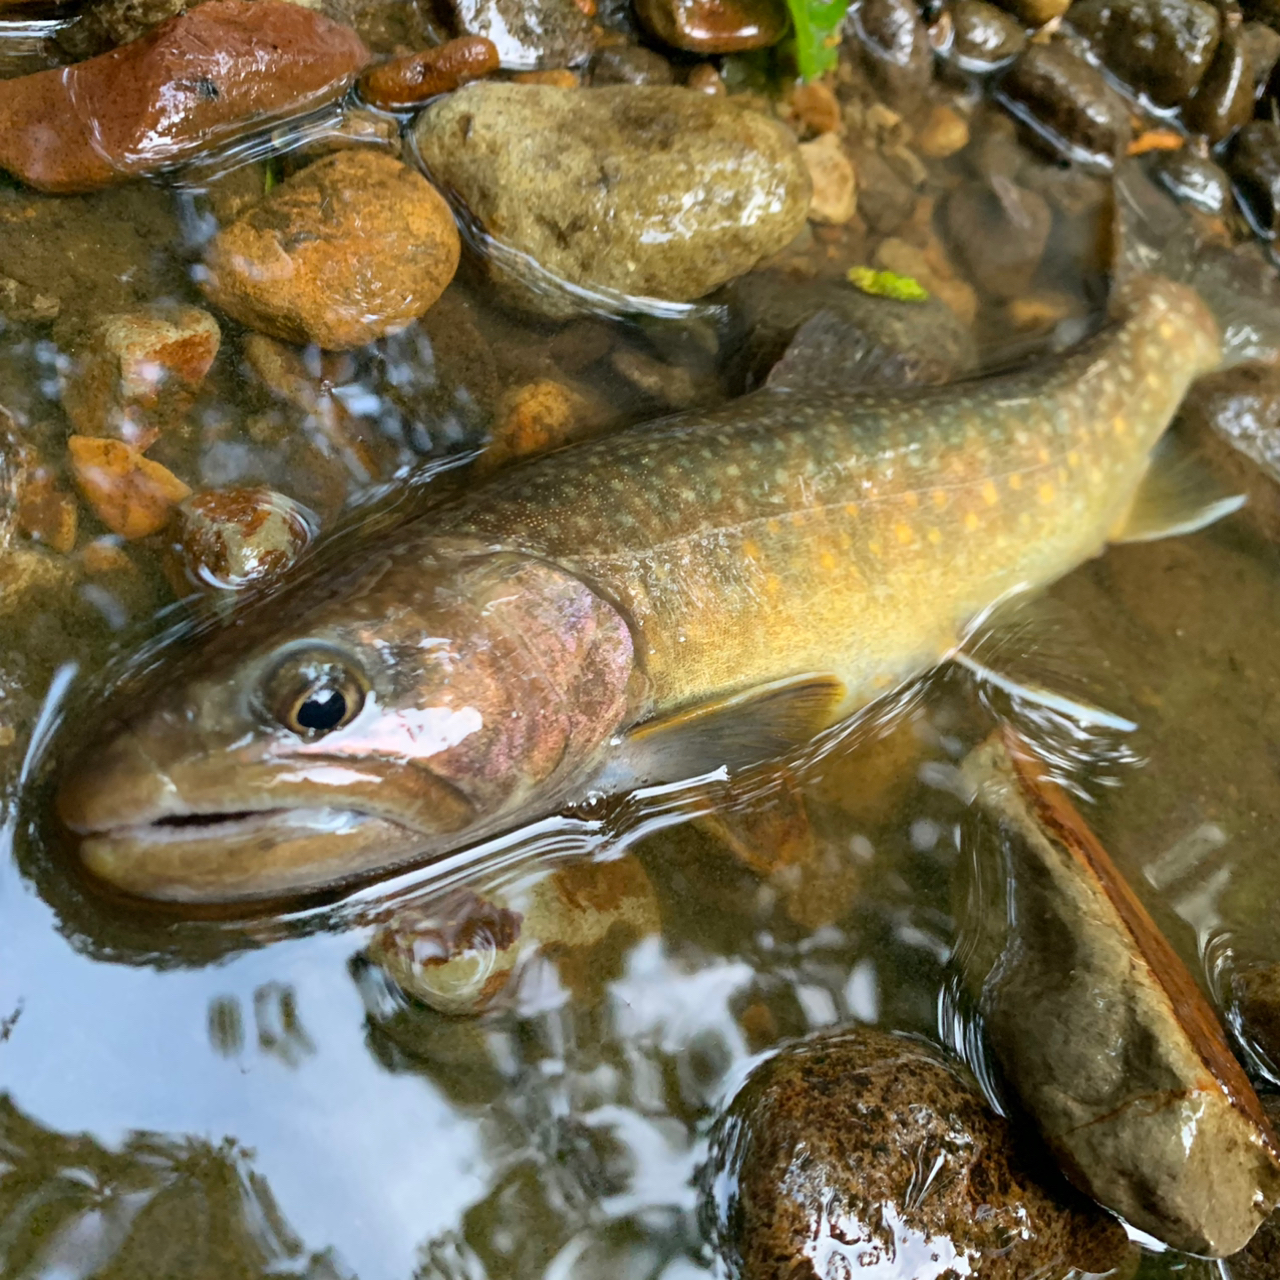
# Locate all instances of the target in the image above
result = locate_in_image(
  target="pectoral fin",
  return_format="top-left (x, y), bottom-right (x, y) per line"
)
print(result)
top-left (603, 674), bottom-right (848, 791)
top-left (1111, 433), bottom-right (1246, 544)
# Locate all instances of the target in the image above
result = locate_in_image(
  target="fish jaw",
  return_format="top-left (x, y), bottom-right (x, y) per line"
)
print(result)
top-left (77, 807), bottom-right (432, 905)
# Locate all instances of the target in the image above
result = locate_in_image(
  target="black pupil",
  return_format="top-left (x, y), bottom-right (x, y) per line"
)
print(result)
top-left (296, 684), bottom-right (348, 732)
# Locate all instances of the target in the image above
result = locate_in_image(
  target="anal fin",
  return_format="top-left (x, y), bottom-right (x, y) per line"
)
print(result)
top-left (603, 673), bottom-right (848, 791)
top-left (1111, 432), bottom-right (1246, 544)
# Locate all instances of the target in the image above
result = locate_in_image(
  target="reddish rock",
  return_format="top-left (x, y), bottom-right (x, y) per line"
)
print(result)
top-left (201, 149), bottom-right (460, 350)
top-left (60, 305), bottom-right (220, 447)
top-left (0, 1), bottom-right (369, 194)
top-left (358, 35), bottom-right (499, 109)
top-left (68, 436), bottom-right (191, 539)
top-left (172, 486), bottom-right (316, 592)
top-left (635, 0), bottom-right (788, 51)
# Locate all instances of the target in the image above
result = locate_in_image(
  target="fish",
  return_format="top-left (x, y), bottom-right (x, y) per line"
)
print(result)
top-left (54, 261), bottom-right (1243, 904)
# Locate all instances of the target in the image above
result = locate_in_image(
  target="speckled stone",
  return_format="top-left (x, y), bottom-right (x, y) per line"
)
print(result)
top-left (702, 1027), bottom-right (1132, 1280)
top-left (413, 83), bottom-right (810, 318)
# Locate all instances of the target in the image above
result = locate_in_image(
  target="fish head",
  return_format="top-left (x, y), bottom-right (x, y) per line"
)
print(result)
top-left (57, 539), bottom-right (636, 904)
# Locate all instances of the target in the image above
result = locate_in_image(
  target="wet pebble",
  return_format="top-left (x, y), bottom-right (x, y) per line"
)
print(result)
top-left (58, 305), bottom-right (220, 449)
top-left (1236, 1097), bottom-right (1280, 1280)
top-left (634, 0), bottom-right (788, 52)
top-left (686, 61), bottom-right (727, 92)
top-left (444, 0), bottom-right (597, 69)
top-left (950, 0), bottom-right (1025, 68)
top-left (1184, 23), bottom-right (1255, 142)
top-left (171, 487), bottom-right (316, 593)
top-left (799, 132), bottom-right (857, 224)
top-left (611, 347), bottom-right (703, 407)
top-left (1068, 0), bottom-right (1222, 109)
top-left (358, 36), bottom-right (500, 109)
top-left (202, 150), bottom-right (460, 350)
top-left (999, 40), bottom-right (1132, 169)
top-left (68, 436), bottom-right (190, 540)
top-left (1229, 120), bottom-right (1280, 236)
top-left (848, 0), bottom-right (935, 104)
top-left (1243, 20), bottom-right (1280, 91)
top-left (944, 176), bottom-right (1051, 298)
top-left (788, 80), bottom-right (842, 134)
top-left (993, 0), bottom-right (1068, 24)
top-left (484, 378), bottom-right (602, 468)
top-left (368, 856), bottom-right (660, 1015)
top-left (413, 84), bottom-right (809, 317)
top-left (0, 0), bottom-right (368, 193)
top-left (1149, 148), bottom-right (1233, 215)
top-left (918, 103), bottom-right (971, 156)
top-left (701, 1026), bottom-right (1133, 1280)
top-left (588, 43), bottom-right (675, 84)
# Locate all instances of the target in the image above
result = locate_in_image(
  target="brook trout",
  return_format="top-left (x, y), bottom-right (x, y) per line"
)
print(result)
top-left (58, 275), bottom-right (1227, 903)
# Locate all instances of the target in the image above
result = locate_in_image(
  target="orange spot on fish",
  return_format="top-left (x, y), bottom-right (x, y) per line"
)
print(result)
top-left (742, 538), bottom-right (760, 560)
top-left (820, 550), bottom-right (837, 571)
top-left (895, 522), bottom-right (914, 545)
top-left (844, 502), bottom-right (859, 518)
top-left (1038, 482), bottom-right (1056, 504)
top-left (764, 574), bottom-right (781, 596)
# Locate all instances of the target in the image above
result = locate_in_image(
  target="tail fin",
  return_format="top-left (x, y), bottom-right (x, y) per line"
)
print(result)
top-left (1112, 160), bottom-right (1280, 368)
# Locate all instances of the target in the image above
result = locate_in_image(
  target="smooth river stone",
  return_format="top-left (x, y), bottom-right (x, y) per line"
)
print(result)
top-left (0, 0), bottom-right (368, 193)
top-left (634, 0), bottom-right (789, 53)
top-left (412, 83), bottom-right (810, 319)
top-left (702, 1026), bottom-right (1132, 1280)
top-left (958, 728), bottom-right (1280, 1256)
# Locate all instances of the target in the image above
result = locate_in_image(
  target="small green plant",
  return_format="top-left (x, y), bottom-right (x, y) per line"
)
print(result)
top-left (786, 0), bottom-right (849, 81)
top-left (846, 266), bottom-right (930, 302)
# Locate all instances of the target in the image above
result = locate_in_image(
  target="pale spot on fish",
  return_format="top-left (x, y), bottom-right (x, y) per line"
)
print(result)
top-left (927, 528), bottom-right (942, 545)
top-left (1008, 473), bottom-right (1023, 492)
top-left (1038, 482), bottom-right (1055, 504)
top-left (982, 482), bottom-right (998, 506)
top-left (964, 511), bottom-right (980, 532)
top-left (904, 492), bottom-right (919, 510)
top-left (767, 519), bottom-right (781, 535)
top-left (1114, 416), bottom-right (1128, 437)
top-left (894, 523), bottom-right (914, 546)
top-left (931, 490), bottom-right (947, 509)
top-left (845, 503), bottom-right (859, 517)
top-left (868, 540), bottom-right (884, 558)
top-left (820, 551), bottom-right (837, 571)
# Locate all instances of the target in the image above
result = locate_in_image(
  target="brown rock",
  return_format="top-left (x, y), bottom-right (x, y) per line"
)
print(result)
top-left (484, 378), bottom-right (599, 468)
top-left (1184, 23), bottom-right (1255, 142)
top-left (368, 855), bottom-right (660, 1014)
top-left (68, 436), bottom-right (190, 539)
top-left (944, 177), bottom-right (1051, 299)
top-left (788, 80), bottom-right (841, 134)
top-left (635, 0), bottom-right (787, 53)
top-left (685, 61), bottom-right (726, 93)
top-left (171, 486), bottom-right (316, 592)
top-left (510, 67), bottom-right (580, 85)
top-left (798, 132), bottom-right (857, 224)
top-left (358, 35), bottom-right (498, 108)
top-left (703, 1026), bottom-right (1133, 1280)
top-left (994, 0), bottom-right (1068, 22)
top-left (59, 305), bottom-right (220, 448)
top-left (445, 0), bottom-right (597, 70)
top-left (201, 150), bottom-right (460, 350)
top-left (918, 102), bottom-right (970, 157)
top-left (960, 729), bottom-right (1280, 1256)
top-left (16, 467), bottom-right (77, 554)
top-left (589, 44), bottom-right (676, 85)
top-left (0, 1), bottom-right (369, 194)
top-left (848, 0), bottom-right (934, 104)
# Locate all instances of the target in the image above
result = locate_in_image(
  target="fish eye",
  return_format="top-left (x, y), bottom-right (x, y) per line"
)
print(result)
top-left (264, 647), bottom-right (368, 738)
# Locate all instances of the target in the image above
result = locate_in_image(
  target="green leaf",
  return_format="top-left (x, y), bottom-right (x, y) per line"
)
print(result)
top-left (786, 0), bottom-right (848, 81)
top-left (846, 266), bottom-right (930, 303)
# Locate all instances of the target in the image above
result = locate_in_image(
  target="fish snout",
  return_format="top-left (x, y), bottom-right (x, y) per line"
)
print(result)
top-left (57, 730), bottom-right (177, 835)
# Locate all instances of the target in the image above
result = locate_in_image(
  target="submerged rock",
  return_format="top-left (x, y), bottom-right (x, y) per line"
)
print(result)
top-left (1068, 0), bottom-right (1221, 108)
top-left (634, 0), bottom-right (788, 53)
top-left (702, 1026), bottom-right (1132, 1280)
top-left (1183, 24), bottom-right (1255, 142)
top-left (1229, 121), bottom-right (1280, 237)
top-left (999, 41), bottom-right (1132, 169)
top-left (68, 436), bottom-right (190, 540)
top-left (358, 36), bottom-right (499, 109)
top-left (588, 43), bottom-right (676, 84)
top-left (959, 729), bottom-right (1280, 1256)
top-left (413, 84), bottom-right (809, 318)
top-left (59, 306), bottom-right (220, 449)
top-left (993, 0), bottom-right (1068, 24)
top-left (201, 150), bottom-right (460, 350)
top-left (443, 0), bottom-right (597, 69)
top-left (0, 1), bottom-right (369, 194)
top-left (847, 0), bottom-right (934, 104)
top-left (944, 177), bottom-right (1051, 299)
top-left (1149, 148), bottom-right (1233, 215)
top-left (951, 0), bottom-right (1026, 68)
top-left (171, 487), bottom-right (316, 593)
top-left (798, 133), bottom-right (857, 224)
top-left (368, 856), bottom-right (660, 1014)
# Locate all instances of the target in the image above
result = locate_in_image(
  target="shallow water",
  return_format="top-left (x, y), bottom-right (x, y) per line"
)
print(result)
top-left (2, 20), bottom-right (1280, 1280)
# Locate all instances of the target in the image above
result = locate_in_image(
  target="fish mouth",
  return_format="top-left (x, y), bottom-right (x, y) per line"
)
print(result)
top-left (77, 805), bottom-right (432, 905)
